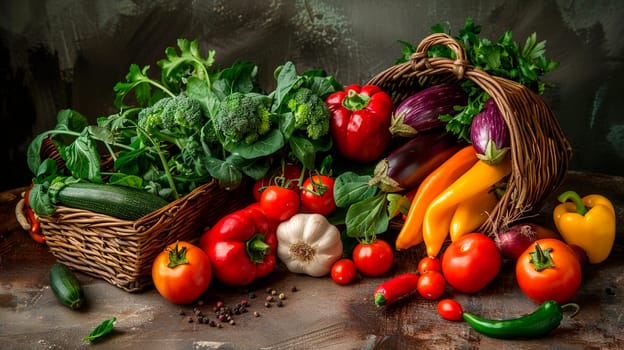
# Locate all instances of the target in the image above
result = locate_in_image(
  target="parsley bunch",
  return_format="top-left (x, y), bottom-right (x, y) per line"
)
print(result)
top-left (397, 18), bottom-right (559, 141)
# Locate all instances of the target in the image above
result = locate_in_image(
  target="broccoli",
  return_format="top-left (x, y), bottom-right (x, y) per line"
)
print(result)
top-left (137, 94), bottom-right (205, 144)
top-left (212, 92), bottom-right (272, 145)
top-left (286, 87), bottom-right (331, 140)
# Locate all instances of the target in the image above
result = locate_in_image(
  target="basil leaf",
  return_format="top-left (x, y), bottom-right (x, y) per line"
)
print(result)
top-left (345, 193), bottom-right (389, 238)
top-left (333, 172), bottom-right (377, 207)
top-left (83, 317), bottom-right (116, 343)
top-left (205, 156), bottom-right (243, 190)
top-left (63, 133), bottom-right (102, 183)
top-left (386, 193), bottom-right (411, 218)
top-left (231, 129), bottom-right (285, 159)
top-left (28, 183), bottom-right (55, 216)
top-left (288, 135), bottom-right (315, 170)
top-left (270, 61), bottom-right (301, 112)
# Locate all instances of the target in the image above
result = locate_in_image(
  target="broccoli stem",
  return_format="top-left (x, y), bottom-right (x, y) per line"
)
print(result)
top-left (134, 125), bottom-right (180, 200)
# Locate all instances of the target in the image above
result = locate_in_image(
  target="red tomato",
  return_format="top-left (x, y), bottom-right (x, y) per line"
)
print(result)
top-left (253, 164), bottom-right (302, 202)
top-left (418, 270), bottom-right (446, 300)
top-left (260, 185), bottom-right (300, 222)
top-left (516, 238), bottom-right (582, 304)
top-left (300, 175), bottom-right (337, 215)
top-left (442, 233), bottom-right (501, 294)
top-left (352, 239), bottom-right (394, 277)
top-left (330, 258), bottom-right (357, 285)
top-left (417, 256), bottom-right (442, 275)
top-left (437, 299), bottom-right (463, 321)
top-left (152, 241), bottom-right (212, 304)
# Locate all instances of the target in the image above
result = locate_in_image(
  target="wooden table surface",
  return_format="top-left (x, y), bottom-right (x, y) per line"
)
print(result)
top-left (1, 171), bottom-right (623, 350)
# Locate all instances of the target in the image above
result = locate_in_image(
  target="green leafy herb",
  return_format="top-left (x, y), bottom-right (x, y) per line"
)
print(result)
top-left (27, 38), bottom-right (342, 218)
top-left (397, 17), bottom-right (559, 141)
top-left (345, 193), bottom-right (389, 238)
top-left (83, 317), bottom-right (116, 343)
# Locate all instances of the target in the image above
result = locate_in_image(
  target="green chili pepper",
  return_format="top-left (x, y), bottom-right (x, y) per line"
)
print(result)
top-left (462, 301), bottom-right (580, 339)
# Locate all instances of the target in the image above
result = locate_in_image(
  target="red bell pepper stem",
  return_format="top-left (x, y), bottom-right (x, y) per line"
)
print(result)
top-left (342, 90), bottom-right (371, 111)
top-left (246, 234), bottom-right (271, 264)
top-left (557, 190), bottom-right (588, 215)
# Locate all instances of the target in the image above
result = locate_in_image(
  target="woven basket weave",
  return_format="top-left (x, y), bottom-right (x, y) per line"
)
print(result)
top-left (38, 180), bottom-right (250, 292)
top-left (368, 33), bottom-right (573, 235)
top-left (35, 135), bottom-right (252, 291)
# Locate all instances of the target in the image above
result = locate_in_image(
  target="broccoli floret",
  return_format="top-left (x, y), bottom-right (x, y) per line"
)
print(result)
top-left (213, 92), bottom-right (272, 144)
top-left (137, 95), bottom-right (205, 143)
top-left (286, 87), bottom-right (331, 140)
top-left (160, 95), bottom-right (203, 133)
top-left (137, 97), bottom-right (170, 132)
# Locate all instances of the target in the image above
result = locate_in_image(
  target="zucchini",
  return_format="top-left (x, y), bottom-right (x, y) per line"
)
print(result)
top-left (49, 182), bottom-right (169, 220)
top-left (49, 263), bottom-right (84, 310)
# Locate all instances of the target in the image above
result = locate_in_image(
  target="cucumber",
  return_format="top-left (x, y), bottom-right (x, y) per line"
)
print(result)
top-left (49, 263), bottom-right (84, 310)
top-left (49, 182), bottom-right (169, 220)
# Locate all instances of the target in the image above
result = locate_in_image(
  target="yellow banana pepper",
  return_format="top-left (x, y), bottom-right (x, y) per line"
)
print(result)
top-left (422, 156), bottom-right (511, 257)
top-left (449, 188), bottom-right (498, 242)
top-left (553, 190), bottom-right (616, 264)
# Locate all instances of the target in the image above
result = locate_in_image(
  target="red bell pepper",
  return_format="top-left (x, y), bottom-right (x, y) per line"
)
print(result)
top-left (326, 84), bottom-right (393, 162)
top-left (199, 203), bottom-right (277, 286)
top-left (24, 184), bottom-right (45, 244)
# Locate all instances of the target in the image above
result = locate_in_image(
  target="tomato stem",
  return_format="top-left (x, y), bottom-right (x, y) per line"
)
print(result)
top-left (167, 241), bottom-right (189, 268)
top-left (528, 243), bottom-right (555, 271)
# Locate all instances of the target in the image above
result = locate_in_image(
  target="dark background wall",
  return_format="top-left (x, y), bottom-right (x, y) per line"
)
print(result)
top-left (1, 0), bottom-right (623, 191)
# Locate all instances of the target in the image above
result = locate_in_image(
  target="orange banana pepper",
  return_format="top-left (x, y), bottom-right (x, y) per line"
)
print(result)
top-left (395, 146), bottom-right (477, 250)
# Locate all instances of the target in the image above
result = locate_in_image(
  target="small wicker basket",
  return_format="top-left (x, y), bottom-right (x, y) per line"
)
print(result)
top-left (368, 33), bottom-right (573, 235)
top-left (37, 180), bottom-right (250, 292)
top-left (30, 137), bottom-right (252, 292)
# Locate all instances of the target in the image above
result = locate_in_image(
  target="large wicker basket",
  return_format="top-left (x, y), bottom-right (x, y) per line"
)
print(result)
top-left (38, 180), bottom-right (251, 292)
top-left (368, 33), bottom-right (573, 235)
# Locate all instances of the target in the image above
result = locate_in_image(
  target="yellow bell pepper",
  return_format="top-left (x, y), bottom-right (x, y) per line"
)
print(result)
top-left (553, 190), bottom-right (616, 264)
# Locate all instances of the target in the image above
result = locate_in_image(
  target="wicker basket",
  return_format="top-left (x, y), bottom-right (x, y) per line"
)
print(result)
top-left (38, 179), bottom-right (251, 292)
top-left (368, 33), bottom-right (573, 235)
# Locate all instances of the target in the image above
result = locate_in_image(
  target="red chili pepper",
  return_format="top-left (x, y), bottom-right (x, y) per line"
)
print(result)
top-left (24, 184), bottom-right (45, 244)
top-left (326, 84), bottom-right (393, 162)
top-left (198, 204), bottom-right (277, 286)
top-left (373, 273), bottom-right (420, 307)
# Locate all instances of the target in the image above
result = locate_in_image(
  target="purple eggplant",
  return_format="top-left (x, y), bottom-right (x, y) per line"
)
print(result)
top-left (369, 129), bottom-right (465, 192)
top-left (389, 84), bottom-right (468, 137)
top-left (470, 99), bottom-right (510, 165)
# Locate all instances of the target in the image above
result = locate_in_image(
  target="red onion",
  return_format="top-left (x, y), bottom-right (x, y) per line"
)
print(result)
top-left (495, 224), bottom-right (538, 260)
top-left (470, 99), bottom-right (510, 165)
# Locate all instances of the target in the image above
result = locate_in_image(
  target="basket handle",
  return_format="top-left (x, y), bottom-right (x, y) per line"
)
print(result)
top-left (411, 33), bottom-right (471, 80)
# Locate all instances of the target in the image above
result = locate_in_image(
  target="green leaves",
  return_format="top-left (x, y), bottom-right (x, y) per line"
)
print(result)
top-left (396, 18), bottom-right (558, 141)
top-left (83, 317), bottom-right (116, 343)
top-left (158, 39), bottom-right (216, 93)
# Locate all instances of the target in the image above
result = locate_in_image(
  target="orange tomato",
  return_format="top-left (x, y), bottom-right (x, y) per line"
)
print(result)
top-left (152, 241), bottom-right (212, 304)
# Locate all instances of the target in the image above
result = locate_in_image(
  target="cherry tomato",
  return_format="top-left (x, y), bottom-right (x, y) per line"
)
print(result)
top-left (253, 164), bottom-right (302, 202)
top-left (260, 185), bottom-right (300, 222)
top-left (330, 258), bottom-right (357, 285)
top-left (352, 239), bottom-right (394, 277)
top-left (417, 270), bottom-right (446, 300)
top-left (442, 233), bottom-right (501, 294)
top-left (417, 256), bottom-right (442, 275)
top-left (516, 238), bottom-right (582, 304)
top-left (437, 299), bottom-right (463, 321)
top-left (300, 175), bottom-right (337, 215)
top-left (152, 241), bottom-right (212, 304)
